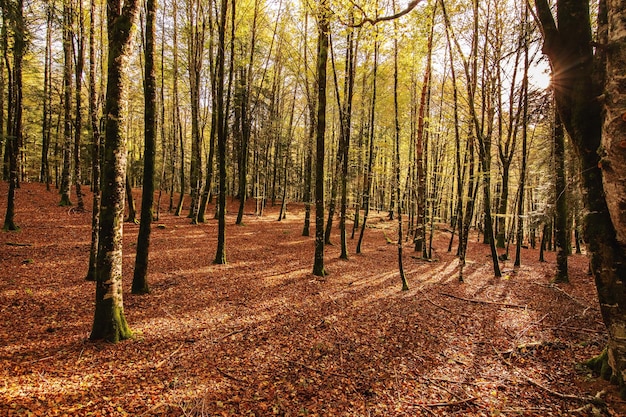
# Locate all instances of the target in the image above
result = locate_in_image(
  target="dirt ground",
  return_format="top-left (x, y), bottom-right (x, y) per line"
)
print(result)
top-left (1, 182), bottom-right (625, 416)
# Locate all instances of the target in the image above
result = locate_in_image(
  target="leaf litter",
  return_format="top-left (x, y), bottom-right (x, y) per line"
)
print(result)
top-left (0, 182), bottom-right (624, 416)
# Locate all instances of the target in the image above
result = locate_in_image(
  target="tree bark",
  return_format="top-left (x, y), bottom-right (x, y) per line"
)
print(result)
top-left (90, 0), bottom-right (140, 343)
top-left (85, 0), bottom-right (102, 281)
top-left (553, 108), bottom-right (569, 282)
top-left (132, 0), bottom-right (157, 294)
top-left (313, 0), bottom-right (329, 276)
top-left (535, 0), bottom-right (626, 395)
top-left (59, 0), bottom-right (73, 207)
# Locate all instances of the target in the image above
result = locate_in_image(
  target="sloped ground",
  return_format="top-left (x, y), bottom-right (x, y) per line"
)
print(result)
top-left (0, 182), bottom-right (624, 416)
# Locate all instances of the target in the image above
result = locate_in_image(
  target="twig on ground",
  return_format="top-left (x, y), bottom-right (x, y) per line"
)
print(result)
top-left (216, 366), bottom-right (247, 383)
top-left (415, 396), bottom-right (478, 408)
top-left (213, 328), bottom-right (246, 343)
top-left (424, 298), bottom-right (471, 319)
top-left (494, 346), bottom-right (605, 406)
top-left (440, 292), bottom-right (528, 309)
top-left (6, 242), bottom-right (32, 247)
top-left (154, 343), bottom-right (184, 368)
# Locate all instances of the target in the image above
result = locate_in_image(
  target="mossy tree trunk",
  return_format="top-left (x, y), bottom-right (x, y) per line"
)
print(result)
top-left (90, 0), bottom-right (140, 343)
top-left (536, 0), bottom-right (626, 395)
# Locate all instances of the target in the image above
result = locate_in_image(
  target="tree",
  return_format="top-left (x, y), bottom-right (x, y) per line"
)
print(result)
top-left (132, 0), bottom-right (157, 294)
top-left (90, 0), bottom-right (140, 343)
top-left (40, 2), bottom-right (53, 190)
top-left (312, 0), bottom-right (329, 277)
top-left (186, 0), bottom-right (206, 223)
top-left (553, 109), bottom-right (568, 282)
top-left (73, 0), bottom-right (86, 211)
top-left (535, 0), bottom-right (626, 395)
top-left (213, 0), bottom-right (229, 265)
top-left (2, 0), bottom-right (24, 232)
top-left (59, 0), bottom-right (73, 207)
top-left (85, 0), bottom-right (102, 281)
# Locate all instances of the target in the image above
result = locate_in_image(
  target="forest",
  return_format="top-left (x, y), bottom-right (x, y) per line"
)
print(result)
top-left (1, 0), bottom-right (626, 415)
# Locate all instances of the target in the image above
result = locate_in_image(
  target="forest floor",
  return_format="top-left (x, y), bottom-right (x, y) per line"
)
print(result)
top-left (1, 182), bottom-right (625, 416)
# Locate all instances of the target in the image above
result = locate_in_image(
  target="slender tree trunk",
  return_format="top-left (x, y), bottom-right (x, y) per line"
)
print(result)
top-left (41, 4), bottom-right (53, 190)
top-left (86, 0), bottom-right (102, 281)
top-left (2, 0), bottom-right (22, 231)
top-left (356, 38), bottom-right (378, 255)
top-left (90, 0), bottom-right (140, 343)
top-left (59, 0), bottom-right (73, 207)
top-left (73, 0), bottom-right (86, 211)
top-left (392, 5), bottom-right (409, 290)
top-left (553, 107), bottom-right (569, 281)
top-left (312, 0), bottom-right (329, 276)
top-left (213, 0), bottom-right (229, 265)
top-left (514, 7), bottom-right (529, 268)
top-left (132, 0), bottom-right (157, 294)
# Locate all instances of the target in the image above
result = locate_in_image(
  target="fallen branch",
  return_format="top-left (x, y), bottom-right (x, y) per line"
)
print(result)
top-left (424, 298), bottom-right (471, 318)
top-left (440, 292), bottom-right (528, 309)
top-left (416, 396), bottom-right (477, 408)
top-left (6, 242), bottom-right (32, 247)
top-left (216, 366), bottom-right (246, 383)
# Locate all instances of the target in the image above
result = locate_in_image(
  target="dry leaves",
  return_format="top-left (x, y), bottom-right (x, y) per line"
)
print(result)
top-left (0, 182), bottom-right (623, 416)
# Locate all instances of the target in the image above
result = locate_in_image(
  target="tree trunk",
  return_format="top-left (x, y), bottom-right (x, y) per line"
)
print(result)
top-left (41, 4), bottom-right (53, 190)
top-left (132, 0), bottom-right (157, 294)
top-left (59, 0), bottom-right (73, 207)
top-left (2, 0), bottom-right (22, 232)
top-left (356, 38), bottom-right (378, 255)
top-left (313, 0), bottom-right (329, 277)
top-left (553, 108), bottom-right (569, 282)
top-left (73, 0), bottom-right (85, 212)
top-left (86, 0), bottom-right (102, 281)
top-left (90, 0), bottom-right (140, 343)
top-left (213, 0), bottom-right (229, 265)
top-left (535, 0), bottom-right (626, 395)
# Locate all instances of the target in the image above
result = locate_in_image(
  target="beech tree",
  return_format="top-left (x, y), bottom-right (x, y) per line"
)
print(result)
top-left (132, 0), bottom-right (157, 294)
top-left (90, 0), bottom-right (140, 343)
top-left (2, 0), bottom-right (24, 232)
top-left (535, 0), bottom-right (626, 394)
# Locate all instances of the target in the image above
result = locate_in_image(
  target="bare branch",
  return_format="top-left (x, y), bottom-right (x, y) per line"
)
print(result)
top-left (349, 0), bottom-right (423, 27)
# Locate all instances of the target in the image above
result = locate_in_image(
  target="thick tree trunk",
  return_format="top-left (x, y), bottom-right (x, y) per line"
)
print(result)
top-left (536, 0), bottom-right (626, 395)
top-left (596, 0), bottom-right (626, 391)
top-left (90, 0), bottom-right (139, 343)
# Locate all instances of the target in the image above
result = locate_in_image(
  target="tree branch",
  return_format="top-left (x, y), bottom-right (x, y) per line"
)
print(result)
top-left (350, 0), bottom-right (423, 27)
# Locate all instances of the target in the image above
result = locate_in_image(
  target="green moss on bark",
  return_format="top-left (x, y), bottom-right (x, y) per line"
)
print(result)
top-left (584, 347), bottom-right (626, 398)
